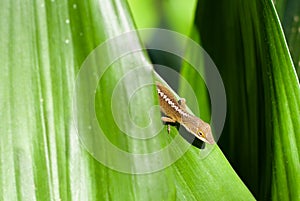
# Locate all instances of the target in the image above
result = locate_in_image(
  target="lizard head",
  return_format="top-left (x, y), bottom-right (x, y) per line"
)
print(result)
top-left (195, 121), bottom-right (215, 144)
top-left (183, 116), bottom-right (215, 144)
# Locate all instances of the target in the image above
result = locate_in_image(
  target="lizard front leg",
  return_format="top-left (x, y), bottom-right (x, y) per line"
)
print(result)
top-left (178, 98), bottom-right (187, 110)
top-left (161, 117), bottom-right (176, 134)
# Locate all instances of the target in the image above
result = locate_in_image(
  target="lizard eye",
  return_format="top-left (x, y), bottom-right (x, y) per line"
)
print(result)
top-left (198, 131), bottom-right (204, 136)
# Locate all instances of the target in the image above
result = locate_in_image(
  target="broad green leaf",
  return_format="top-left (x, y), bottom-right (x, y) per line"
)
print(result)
top-left (0, 0), bottom-right (173, 200)
top-left (196, 0), bottom-right (300, 200)
top-left (274, 0), bottom-right (300, 78)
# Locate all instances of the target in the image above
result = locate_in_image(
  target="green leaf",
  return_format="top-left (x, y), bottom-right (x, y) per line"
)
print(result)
top-left (274, 0), bottom-right (300, 78)
top-left (196, 0), bottom-right (300, 200)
